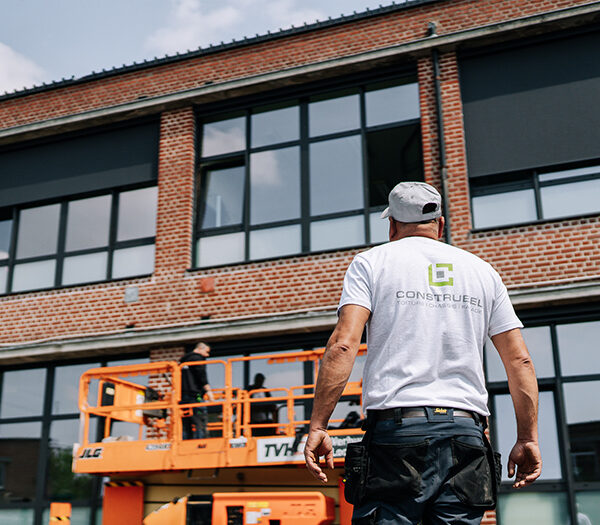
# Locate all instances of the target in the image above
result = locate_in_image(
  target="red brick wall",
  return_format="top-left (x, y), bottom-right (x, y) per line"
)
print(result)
top-left (0, 0), bottom-right (593, 131)
top-left (1, 0), bottom-right (599, 351)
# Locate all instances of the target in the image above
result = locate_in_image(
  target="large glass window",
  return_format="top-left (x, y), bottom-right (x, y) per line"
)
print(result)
top-left (0, 354), bottom-right (148, 523)
top-left (0, 185), bottom-right (157, 294)
top-left (487, 318), bottom-right (600, 525)
top-left (195, 75), bottom-right (422, 267)
top-left (471, 164), bottom-right (600, 229)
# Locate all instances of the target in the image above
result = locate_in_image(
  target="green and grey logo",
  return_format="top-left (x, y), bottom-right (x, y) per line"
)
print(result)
top-left (428, 263), bottom-right (454, 287)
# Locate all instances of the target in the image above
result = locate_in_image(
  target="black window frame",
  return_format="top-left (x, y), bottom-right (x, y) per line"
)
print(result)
top-left (485, 302), bottom-right (600, 525)
top-left (470, 160), bottom-right (600, 231)
top-left (0, 352), bottom-right (148, 525)
top-left (0, 182), bottom-right (158, 296)
top-left (193, 71), bottom-right (424, 269)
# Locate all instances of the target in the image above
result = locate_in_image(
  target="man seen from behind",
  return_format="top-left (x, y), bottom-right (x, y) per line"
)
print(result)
top-left (304, 182), bottom-right (542, 524)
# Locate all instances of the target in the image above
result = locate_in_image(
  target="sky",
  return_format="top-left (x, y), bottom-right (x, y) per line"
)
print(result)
top-left (0, 0), bottom-right (405, 95)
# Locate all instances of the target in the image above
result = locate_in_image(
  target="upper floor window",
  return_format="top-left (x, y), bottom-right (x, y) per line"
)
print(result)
top-left (471, 164), bottom-right (600, 229)
top-left (195, 77), bottom-right (422, 267)
top-left (0, 186), bottom-right (157, 294)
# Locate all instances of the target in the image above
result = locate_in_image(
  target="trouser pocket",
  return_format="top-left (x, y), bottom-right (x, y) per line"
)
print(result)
top-left (344, 442), bottom-right (368, 505)
top-left (365, 441), bottom-right (428, 502)
top-left (450, 438), bottom-right (494, 508)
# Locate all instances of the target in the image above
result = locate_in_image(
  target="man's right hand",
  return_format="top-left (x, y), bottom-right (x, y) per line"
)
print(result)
top-left (508, 440), bottom-right (542, 488)
top-left (304, 428), bottom-right (334, 483)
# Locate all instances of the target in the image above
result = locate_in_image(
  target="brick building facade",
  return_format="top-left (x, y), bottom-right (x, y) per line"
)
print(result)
top-left (0, 1), bottom-right (599, 524)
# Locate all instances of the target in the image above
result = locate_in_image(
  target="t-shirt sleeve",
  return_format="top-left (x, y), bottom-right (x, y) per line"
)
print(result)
top-left (338, 254), bottom-right (373, 315)
top-left (488, 274), bottom-right (523, 337)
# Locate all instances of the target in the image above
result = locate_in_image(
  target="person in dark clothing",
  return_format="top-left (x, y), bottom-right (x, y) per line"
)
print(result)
top-left (247, 373), bottom-right (278, 436)
top-left (180, 342), bottom-right (214, 439)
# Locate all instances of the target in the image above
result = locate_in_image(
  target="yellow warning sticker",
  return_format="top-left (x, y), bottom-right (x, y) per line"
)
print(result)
top-left (247, 502), bottom-right (269, 508)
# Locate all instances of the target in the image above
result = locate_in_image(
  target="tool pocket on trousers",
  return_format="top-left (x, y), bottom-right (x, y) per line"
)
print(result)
top-left (365, 441), bottom-right (428, 502)
top-left (344, 443), bottom-right (368, 505)
top-left (450, 438), bottom-right (494, 508)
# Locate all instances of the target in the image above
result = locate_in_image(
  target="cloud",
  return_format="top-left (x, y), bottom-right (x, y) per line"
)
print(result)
top-left (145, 0), bottom-right (325, 56)
top-left (0, 42), bottom-right (46, 93)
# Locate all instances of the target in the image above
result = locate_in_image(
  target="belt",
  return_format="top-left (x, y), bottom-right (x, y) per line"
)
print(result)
top-left (370, 407), bottom-right (482, 422)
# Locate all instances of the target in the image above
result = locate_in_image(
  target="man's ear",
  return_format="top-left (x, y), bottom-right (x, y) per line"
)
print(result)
top-left (437, 216), bottom-right (446, 239)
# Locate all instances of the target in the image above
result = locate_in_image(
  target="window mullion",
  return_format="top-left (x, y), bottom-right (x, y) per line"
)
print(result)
top-left (6, 207), bottom-right (18, 293)
top-left (300, 100), bottom-right (310, 253)
top-left (359, 86), bottom-right (370, 244)
top-left (107, 190), bottom-right (119, 280)
top-left (550, 324), bottom-right (578, 525)
top-left (54, 202), bottom-right (68, 287)
top-left (244, 110), bottom-right (251, 261)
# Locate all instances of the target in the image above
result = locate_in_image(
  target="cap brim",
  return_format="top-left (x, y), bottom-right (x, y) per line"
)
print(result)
top-left (380, 207), bottom-right (390, 219)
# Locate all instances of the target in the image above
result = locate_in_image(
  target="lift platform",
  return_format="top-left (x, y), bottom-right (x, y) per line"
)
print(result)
top-left (72, 346), bottom-right (366, 475)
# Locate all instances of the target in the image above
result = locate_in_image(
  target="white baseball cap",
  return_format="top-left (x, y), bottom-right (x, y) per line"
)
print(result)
top-left (380, 182), bottom-right (442, 223)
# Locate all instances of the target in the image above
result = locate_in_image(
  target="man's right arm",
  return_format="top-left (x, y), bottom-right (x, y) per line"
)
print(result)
top-left (491, 328), bottom-right (542, 488)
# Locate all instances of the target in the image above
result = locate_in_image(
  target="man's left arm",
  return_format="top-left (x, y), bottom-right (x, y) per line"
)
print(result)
top-left (304, 304), bottom-right (370, 482)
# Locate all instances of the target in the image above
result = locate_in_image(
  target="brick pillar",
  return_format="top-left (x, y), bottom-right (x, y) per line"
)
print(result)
top-left (437, 51), bottom-right (471, 244)
top-left (154, 107), bottom-right (196, 281)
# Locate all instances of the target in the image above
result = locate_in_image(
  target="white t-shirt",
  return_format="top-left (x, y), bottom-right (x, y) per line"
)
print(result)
top-left (338, 236), bottom-right (522, 416)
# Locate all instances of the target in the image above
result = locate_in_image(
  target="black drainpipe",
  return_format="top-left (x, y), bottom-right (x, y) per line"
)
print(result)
top-left (431, 39), bottom-right (452, 245)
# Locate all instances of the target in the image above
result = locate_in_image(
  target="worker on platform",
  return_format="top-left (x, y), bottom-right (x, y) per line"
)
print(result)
top-left (180, 342), bottom-right (214, 439)
top-left (248, 373), bottom-right (278, 436)
top-left (305, 182), bottom-right (542, 524)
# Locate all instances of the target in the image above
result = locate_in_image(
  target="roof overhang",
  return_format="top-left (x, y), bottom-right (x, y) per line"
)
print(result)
top-left (1, 1), bottom-right (600, 146)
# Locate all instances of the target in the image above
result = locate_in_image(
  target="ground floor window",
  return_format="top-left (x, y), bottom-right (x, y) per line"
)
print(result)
top-left (485, 307), bottom-right (600, 525)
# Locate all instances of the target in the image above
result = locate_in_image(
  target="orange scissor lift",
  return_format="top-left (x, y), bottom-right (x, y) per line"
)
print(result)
top-left (72, 346), bottom-right (366, 525)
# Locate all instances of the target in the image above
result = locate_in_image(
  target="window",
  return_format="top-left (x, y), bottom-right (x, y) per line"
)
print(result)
top-left (486, 316), bottom-right (600, 525)
top-left (0, 353), bottom-right (148, 522)
top-left (195, 77), bottom-right (422, 267)
top-left (471, 164), bottom-right (600, 229)
top-left (0, 186), bottom-right (157, 294)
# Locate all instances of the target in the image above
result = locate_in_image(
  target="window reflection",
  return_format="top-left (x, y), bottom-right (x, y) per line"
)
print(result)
top-left (369, 212), bottom-right (389, 244)
top-left (0, 509), bottom-right (34, 524)
top-left (563, 381), bottom-right (600, 482)
top-left (493, 391), bottom-right (562, 481)
top-left (249, 225), bottom-right (301, 260)
top-left (12, 259), bottom-right (56, 292)
top-left (251, 105), bottom-right (299, 148)
top-left (197, 232), bottom-right (245, 267)
top-left (54, 363), bottom-right (100, 414)
top-left (557, 321), bottom-right (600, 376)
top-left (366, 82), bottom-right (420, 127)
top-left (498, 492), bottom-right (570, 525)
top-left (200, 166), bottom-right (245, 229)
top-left (541, 179), bottom-right (600, 219)
top-left (472, 189), bottom-right (536, 229)
top-left (576, 492), bottom-right (600, 525)
top-left (0, 422), bottom-right (42, 502)
top-left (485, 326), bottom-right (554, 382)
top-left (309, 93), bottom-right (360, 137)
top-left (311, 215), bottom-right (365, 252)
top-left (309, 135), bottom-right (363, 215)
top-left (16, 204), bottom-right (60, 259)
top-left (250, 147), bottom-right (300, 224)
top-left (47, 419), bottom-right (94, 501)
top-left (202, 116), bottom-right (246, 157)
top-left (112, 244), bottom-right (155, 279)
top-left (1, 369), bottom-right (46, 418)
top-left (66, 195), bottom-right (111, 251)
top-left (0, 266), bottom-right (7, 294)
top-left (62, 252), bottom-right (108, 286)
top-left (117, 187), bottom-right (158, 241)
top-left (0, 218), bottom-right (12, 259)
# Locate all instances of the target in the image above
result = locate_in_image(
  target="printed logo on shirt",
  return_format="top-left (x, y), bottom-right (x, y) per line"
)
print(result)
top-left (428, 263), bottom-right (454, 287)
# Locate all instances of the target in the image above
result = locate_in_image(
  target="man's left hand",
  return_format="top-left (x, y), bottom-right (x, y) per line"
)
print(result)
top-left (304, 428), bottom-right (334, 483)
